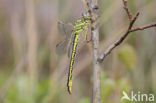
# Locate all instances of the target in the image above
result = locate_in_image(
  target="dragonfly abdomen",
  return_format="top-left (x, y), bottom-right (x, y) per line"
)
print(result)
top-left (67, 33), bottom-right (80, 94)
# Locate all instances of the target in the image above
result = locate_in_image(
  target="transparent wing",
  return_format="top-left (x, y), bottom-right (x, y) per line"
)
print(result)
top-left (67, 34), bottom-right (74, 57)
top-left (56, 39), bottom-right (68, 55)
top-left (58, 21), bottom-right (73, 36)
top-left (56, 21), bottom-right (73, 56)
top-left (56, 34), bottom-right (74, 56)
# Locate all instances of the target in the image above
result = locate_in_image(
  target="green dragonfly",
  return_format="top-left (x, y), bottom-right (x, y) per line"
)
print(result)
top-left (56, 12), bottom-right (91, 94)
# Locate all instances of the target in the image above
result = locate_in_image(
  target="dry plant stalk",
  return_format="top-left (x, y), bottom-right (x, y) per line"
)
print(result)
top-left (89, 0), bottom-right (101, 103)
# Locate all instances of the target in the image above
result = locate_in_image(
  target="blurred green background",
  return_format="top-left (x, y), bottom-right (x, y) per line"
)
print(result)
top-left (0, 0), bottom-right (155, 103)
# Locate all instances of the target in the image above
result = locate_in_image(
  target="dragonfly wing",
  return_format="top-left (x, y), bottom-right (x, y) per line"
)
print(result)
top-left (58, 21), bottom-right (73, 36)
top-left (56, 21), bottom-right (73, 56)
top-left (67, 34), bottom-right (75, 58)
top-left (56, 38), bottom-right (69, 55)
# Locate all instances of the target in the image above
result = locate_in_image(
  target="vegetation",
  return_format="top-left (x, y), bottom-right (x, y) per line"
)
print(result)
top-left (0, 0), bottom-right (155, 103)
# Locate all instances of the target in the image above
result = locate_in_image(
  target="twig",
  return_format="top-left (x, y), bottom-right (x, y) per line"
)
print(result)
top-left (82, 0), bottom-right (90, 12)
top-left (130, 22), bottom-right (156, 32)
top-left (123, 0), bottom-right (132, 20)
top-left (88, 0), bottom-right (101, 103)
top-left (97, 0), bottom-right (156, 63)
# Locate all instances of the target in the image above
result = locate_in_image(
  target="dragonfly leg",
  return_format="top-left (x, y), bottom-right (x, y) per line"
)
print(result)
top-left (84, 24), bottom-right (92, 43)
top-left (84, 25), bottom-right (88, 41)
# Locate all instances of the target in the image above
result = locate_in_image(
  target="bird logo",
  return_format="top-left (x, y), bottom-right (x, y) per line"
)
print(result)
top-left (121, 91), bottom-right (130, 101)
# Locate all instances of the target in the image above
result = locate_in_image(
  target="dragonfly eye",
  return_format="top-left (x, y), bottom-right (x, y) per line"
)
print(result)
top-left (82, 13), bottom-right (89, 20)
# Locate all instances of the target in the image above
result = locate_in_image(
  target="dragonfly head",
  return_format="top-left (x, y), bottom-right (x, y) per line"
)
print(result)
top-left (82, 13), bottom-right (90, 21)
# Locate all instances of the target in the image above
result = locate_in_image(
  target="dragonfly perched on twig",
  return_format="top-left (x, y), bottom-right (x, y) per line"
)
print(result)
top-left (56, 12), bottom-right (91, 94)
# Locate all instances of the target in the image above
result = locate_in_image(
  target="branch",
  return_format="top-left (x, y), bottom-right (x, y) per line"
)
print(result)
top-left (130, 22), bottom-right (156, 32)
top-left (123, 0), bottom-right (132, 20)
top-left (86, 0), bottom-right (101, 103)
top-left (97, 0), bottom-right (156, 63)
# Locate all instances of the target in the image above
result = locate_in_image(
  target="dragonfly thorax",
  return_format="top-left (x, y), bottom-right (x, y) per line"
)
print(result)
top-left (73, 19), bottom-right (88, 34)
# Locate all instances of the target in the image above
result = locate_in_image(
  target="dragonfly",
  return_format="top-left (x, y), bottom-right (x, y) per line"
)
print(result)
top-left (56, 12), bottom-right (91, 94)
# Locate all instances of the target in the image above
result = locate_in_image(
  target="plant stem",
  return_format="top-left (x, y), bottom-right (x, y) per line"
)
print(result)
top-left (90, 0), bottom-right (101, 103)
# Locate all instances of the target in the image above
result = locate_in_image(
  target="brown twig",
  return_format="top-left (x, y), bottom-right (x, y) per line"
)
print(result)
top-left (123, 0), bottom-right (132, 20)
top-left (130, 22), bottom-right (156, 32)
top-left (97, 0), bottom-right (156, 63)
